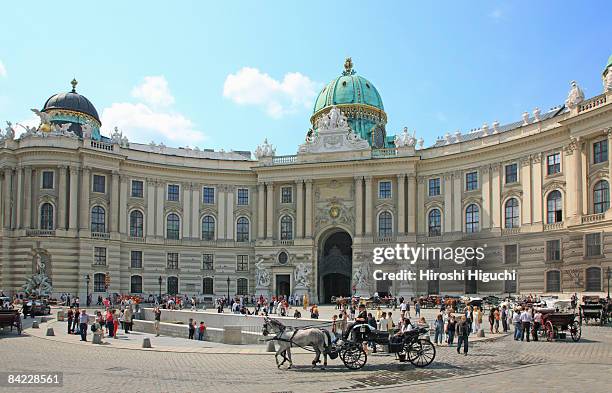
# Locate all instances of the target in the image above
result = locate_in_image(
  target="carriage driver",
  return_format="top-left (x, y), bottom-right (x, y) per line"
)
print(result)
top-left (344, 304), bottom-right (370, 349)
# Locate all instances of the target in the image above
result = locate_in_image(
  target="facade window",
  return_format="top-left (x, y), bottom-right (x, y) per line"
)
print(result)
top-left (280, 215), bottom-right (293, 240)
top-left (465, 204), bottom-right (479, 233)
top-left (505, 164), bottom-right (518, 184)
top-left (378, 211), bottom-right (393, 237)
top-left (93, 174), bottom-right (106, 193)
top-left (593, 180), bottom-right (610, 213)
top-left (131, 180), bottom-right (144, 198)
top-left (94, 273), bottom-right (106, 292)
top-left (237, 188), bottom-right (249, 205)
top-left (202, 187), bottom-right (215, 204)
top-left (504, 198), bottom-right (520, 228)
top-left (167, 276), bottom-right (178, 295)
top-left (203, 277), bottom-right (214, 295)
top-left (237, 278), bottom-right (248, 295)
top-left (593, 139), bottom-right (608, 164)
top-left (167, 184), bottom-right (180, 201)
top-left (201, 215), bottom-right (215, 240)
top-left (428, 178), bottom-right (441, 196)
top-left (504, 244), bottom-right (518, 264)
top-left (166, 213), bottom-right (180, 239)
top-left (465, 172), bottom-right (478, 191)
top-left (42, 171), bottom-right (54, 189)
top-left (130, 251), bottom-right (143, 268)
top-left (281, 186), bottom-right (293, 203)
top-left (236, 217), bottom-right (249, 242)
top-left (202, 254), bottom-right (214, 270)
top-left (278, 252), bottom-right (288, 264)
top-left (130, 275), bottom-right (143, 294)
top-left (546, 270), bottom-right (561, 292)
top-left (585, 233), bottom-right (602, 257)
top-left (93, 247), bottom-right (107, 266)
top-left (129, 210), bottom-right (144, 237)
top-left (546, 153), bottom-right (561, 175)
top-left (546, 239), bottom-right (561, 262)
top-left (428, 209), bottom-right (441, 237)
top-left (585, 267), bottom-right (602, 292)
top-left (379, 181), bottom-right (392, 198)
top-left (40, 203), bottom-right (54, 230)
top-left (91, 206), bottom-right (106, 232)
top-left (504, 278), bottom-right (517, 294)
top-left (546, 190), bottom-right (563, 224)
top-left (167, 252), bottom-right (179, 270)
top-left (236, 255), bottom-right (249, 272)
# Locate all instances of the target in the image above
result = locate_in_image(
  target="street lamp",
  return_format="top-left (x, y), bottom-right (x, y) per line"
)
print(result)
top-left (607, 266), bottom-right (611, 301)
top-left (158, 276), bottom-right (163, 303)
top-left (85, 274), bottom-right (91, 306)
top-left (226, 276), bottom-right (230, 304)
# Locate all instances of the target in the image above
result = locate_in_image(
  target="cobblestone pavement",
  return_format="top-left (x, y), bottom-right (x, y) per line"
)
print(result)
top-left (1, 320), bottom-right (610, 393)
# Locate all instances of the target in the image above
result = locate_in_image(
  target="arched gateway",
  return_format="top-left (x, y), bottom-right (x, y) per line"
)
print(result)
top-left (317, 229), bottom-right (352, 303)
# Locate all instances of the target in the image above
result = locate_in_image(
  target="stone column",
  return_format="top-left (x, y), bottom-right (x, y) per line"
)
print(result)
top-left (452, 171), bottom-right (462, 232)
top-left (364, 176), bottom-right (373, 235)
top-left (567, 138), bottom-right (583, 219)
top-left (354, 176), bottom-right (363, 236)
top-left (304, 179), bottom-right (313, 238)
top-left (481, 165), bottom-right (491, 230)
top-left (119, 175), bottom-right (128, 234)
top-left (407, 174), bottom-right (416, 234)
top-left (155, 180), bottom-right (164, 237)
top-left (79, 167), bottom-right (90, 230)
top-left (146, 179), bottom-right (156, 237)
top-left (531, 154), bottom-right (543, 223)
top-left (191, 185), bottom-right (200, 238)
top-left (182, 183), bottom-right (191, 238)
top-left (257, 183), bottom-right (265, 239)
top-left (608, 129), bottom-right (612, 182)
top-left (266, 183), bottom-right (274, 239)
top-left (24, 166), bottom-right (32, 229)
top-left (57, 166), bottom-right (67, 229)
top-left (218, 185), bottom-right (226, 239)
top-left (491, 164), bottom-right (501, 228)
top-left (443, 173), bottom-right (453, 233)
top-left (296, 179), bottom-right (304, 238)
top-left (110, 171), bottom-right (119, 233)
top-left (68, 166), bottom-right (78, 230)
top-left (397, 174), bottom-right (406, 235)
top-left (15, 166), bottom-right (23, 229)
top-left (226, 186), bottom-right (234, 240)
top-left (520, 156), bottom-right (532, 225)
top-left (2, 168), bottom-right (11, 229)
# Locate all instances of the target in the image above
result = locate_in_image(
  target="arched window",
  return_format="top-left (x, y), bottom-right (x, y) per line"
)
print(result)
top-left (504, 198), bottom-right (520, 228)
top-left (236, 217), bottom-right (249, 242)
top-left (546, 270), bottom-right (561, 292)
top-left (91, 206), bottom-right (106, 232)
top-left (167, 276), bottom-right (178, 295)
top-left (166, 213), bottom-right (180, 239)
top-left (130, 275), bottom-right (143, 294)
top-left (585, 267), bottom-right (602, 292)
top-left (465, 204), bottom-right (480, 233)
top-left (94, 272), bottom-right (106, 292)
top-left (593, 180), bottom-right (610, 214)
top-left (280, 215), bottom-right (293, 240)
top-left (129, 210), bottom-right (144, 238)
top-left (40, 203), bottom-right (54, 230)
top-left (546, 190), bottom-right (563, 224)
top-left (428, 209), bottom-right (441, 236)
top-left (201, 215), bottom-right (215, 240)
top-left (378, 211), bottom-right (393, 237)
top-left (203, 277), bottom-right (214, 295)
top-left (237, 278), bottom-right (248, 295)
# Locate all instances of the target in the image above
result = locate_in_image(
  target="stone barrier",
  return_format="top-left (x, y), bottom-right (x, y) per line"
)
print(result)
top-left (477, 329), bottom-right (485, 338)
top-left (92, 332), bottom-right (103, 344)
top-left (266, 340), bottom-right (276, 352)
top-left (57, 310), bottom-right (64, 321)
top-left (45, 327), bottom-right (55, 336)
top-left (142, 337), bottom-right (152, 348)
top-left (32, 320), bottom-right (39, 329)
top-left (223, 326), bottom-right (243, 345)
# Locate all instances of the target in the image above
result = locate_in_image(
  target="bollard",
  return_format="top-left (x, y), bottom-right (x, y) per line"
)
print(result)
top-left (46, 327), bottom-right (55, 336)
top-left (32, 320), bottom-right (40, 329)
top-left (92, 332), bottom-right (103, 344)
top-left (266, 340), bottom-right (276, 352)
top-left (57, 310), bottom-right (65, 322)
top-left (142, 337), bottom-right (152, 348)
top-left (477, 329), bottom-right (485, 338)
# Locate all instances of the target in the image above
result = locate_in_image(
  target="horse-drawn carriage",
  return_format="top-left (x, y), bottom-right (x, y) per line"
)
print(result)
top-left (0, 309), bottom-right (22, 335)
top-left (539, 309), bottom-right (581, 342)
top-left (580, 296), bottom-right (609, 325)
top-left (262, 318), bottom-right (436, 370)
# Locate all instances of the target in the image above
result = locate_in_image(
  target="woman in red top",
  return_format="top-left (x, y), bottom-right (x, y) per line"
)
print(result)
top-left (105, 309), bottom-right (114, 338)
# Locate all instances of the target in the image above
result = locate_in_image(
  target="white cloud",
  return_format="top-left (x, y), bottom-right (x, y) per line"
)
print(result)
top-left (0, 60), bottom-right (7, 77)
top-left (131, 75), bottom-right (175, 107)
top-left (223, 67), bottom-right (319, 118)
top-left (489, 9), bottom-right (503, 20)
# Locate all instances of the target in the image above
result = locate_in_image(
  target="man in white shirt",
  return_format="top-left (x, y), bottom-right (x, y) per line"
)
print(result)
top-left (400, 301), bottom-right (407, 319)
top-left (520, 308), bottom-right (533, 342)
top-left (512, 308), bottom-right (522, 340)
top-left (532, 310), bottom-right (542, 341)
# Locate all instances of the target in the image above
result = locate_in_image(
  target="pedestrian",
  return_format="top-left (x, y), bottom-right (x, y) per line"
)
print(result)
top-left (434, 314), bottom-right (444, 345)
top-left (367, 313), bottom-right (377, 353)
top-left (72, 307), bottom-right (80, 334)
top-left (447, 315), bottom-right (456, 346)
top-left (188, 318), bottom-right (195, 340)
top-left (198, 321), bottom-right (206, 340)
top-left (501, 305), bottom-right (508, 333)
top-left (513, 307), bottom-right (522, 340)
top-left (79, 309), bottom-right (89, 342)
top-left (113, 309), bottom-right (119, 338)
top-left (456, 315), bottom-right (469, 355)
top-left (533, 309), bottom-right (542, 341)
top-left (67, 307), bottom-right (74, 334)
top-left (154, 306), bottom-right (161, 337)
top-left (494, 308), bottom-right (500, 333)
top-left (489, 307), bottom-right (495, 334)
top-left (520, 308), bottom-right (532, 342)
top-left (415, 301), bottom-right (421, 317)
top-left (124, 306), bottom-right (132, 334)
top-left (105, 309), bottom-right (114, 338)
top-left (400, 301), bottom-right (407, 319)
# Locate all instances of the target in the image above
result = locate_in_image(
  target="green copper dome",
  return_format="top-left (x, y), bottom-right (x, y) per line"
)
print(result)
top-left (604, 54), bottom-right (612, 75)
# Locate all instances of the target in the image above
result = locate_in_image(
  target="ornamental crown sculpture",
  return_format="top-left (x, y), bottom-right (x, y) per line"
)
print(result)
top-left (565, 80), bottom-right (585, 109)
top-left (255, 138), bottom-right (276, 159)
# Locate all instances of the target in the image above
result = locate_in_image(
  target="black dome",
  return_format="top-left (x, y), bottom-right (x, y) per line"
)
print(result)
top-left (42, 91), bottom-right (100, 123)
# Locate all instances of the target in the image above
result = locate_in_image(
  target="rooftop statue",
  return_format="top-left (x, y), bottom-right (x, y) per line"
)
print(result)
top-left (605, 67), bottom-right (612, 92)
top-left (565, 80), bottom-right (585, 109)
top-left (255, 138), bottom-right (275, 159)
top-left (394, 127), bottom-right (416, 147)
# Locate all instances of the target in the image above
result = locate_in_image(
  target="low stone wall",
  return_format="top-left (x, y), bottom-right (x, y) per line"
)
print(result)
top-left (132, 320), bottom-right (262, 344)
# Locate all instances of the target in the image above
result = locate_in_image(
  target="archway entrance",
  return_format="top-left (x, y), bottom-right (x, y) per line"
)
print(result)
top-left (276, 274), bottom-right (291, 297)
top-left (318, 230), bottom-right (352, 303)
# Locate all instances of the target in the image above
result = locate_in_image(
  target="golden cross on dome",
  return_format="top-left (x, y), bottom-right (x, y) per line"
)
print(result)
top-left (71, 78), bottom-right (78, 92)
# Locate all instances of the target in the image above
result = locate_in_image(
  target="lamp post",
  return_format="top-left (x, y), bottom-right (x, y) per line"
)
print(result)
top-left (158, 276), bottom-right (163, 303)
top-left (226, 276), bottom-right (230, 303)
top-left (607, 266), bottom-right (611, 301)
top-left (85, 274), bottom-right (91, 306)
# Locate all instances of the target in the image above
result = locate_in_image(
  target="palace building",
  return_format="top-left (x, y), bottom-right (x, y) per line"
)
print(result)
top-left (1, 56), bottom-right (612, 302)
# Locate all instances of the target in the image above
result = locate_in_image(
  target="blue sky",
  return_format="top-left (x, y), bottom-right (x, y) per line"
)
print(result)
top-left (0, 1), bottom-right (611, 154)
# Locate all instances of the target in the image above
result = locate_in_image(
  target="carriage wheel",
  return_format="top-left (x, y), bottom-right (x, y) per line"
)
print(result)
top-left (340, 343), bottom-right (367, 370)
top-left (406, 339), bottom-right (436, 368)
top-left (545, 321), bottom-right (554, 342)
top-left (570, 320), bottom-right (581, 342)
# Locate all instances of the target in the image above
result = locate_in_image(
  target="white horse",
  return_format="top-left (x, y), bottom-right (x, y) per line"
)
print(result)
top-left (262, 317), bottom-right (331, 370)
